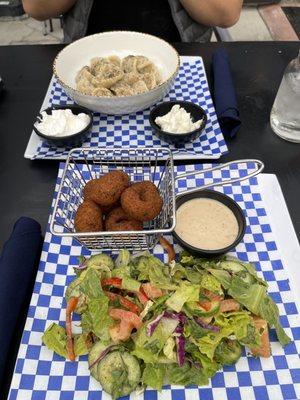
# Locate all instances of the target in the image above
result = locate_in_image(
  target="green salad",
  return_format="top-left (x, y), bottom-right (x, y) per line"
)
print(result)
top-left (42, 249), bottom-right (290, 399)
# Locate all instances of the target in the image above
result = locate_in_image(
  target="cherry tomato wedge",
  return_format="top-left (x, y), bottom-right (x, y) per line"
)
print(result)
top-left (104, 291), bottom-right (141, 314)
top-left (101, 277), bottom-right (122, 288)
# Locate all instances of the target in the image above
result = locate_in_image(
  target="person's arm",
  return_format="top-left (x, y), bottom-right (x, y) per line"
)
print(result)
top-left (180, 0), bottom-right (243, 28)
top-left (22, 0), bottom-right (76, 21)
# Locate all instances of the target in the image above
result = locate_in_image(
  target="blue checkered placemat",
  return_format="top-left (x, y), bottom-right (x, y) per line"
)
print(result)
top-left (32, 58), bottom-right (228, 159)
top-left (8, 162), bottom-right (300, 400)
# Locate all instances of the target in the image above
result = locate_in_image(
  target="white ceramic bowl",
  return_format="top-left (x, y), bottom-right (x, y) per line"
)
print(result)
top-left (53, 31), bottom-right (180, 115)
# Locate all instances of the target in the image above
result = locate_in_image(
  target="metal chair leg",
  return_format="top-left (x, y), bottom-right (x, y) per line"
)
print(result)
top-left (42, 21), bottom-right (47, 36)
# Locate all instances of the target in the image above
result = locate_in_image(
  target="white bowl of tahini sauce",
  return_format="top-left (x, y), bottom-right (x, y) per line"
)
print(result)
top-left (173, 191), bottom-right (246, 256)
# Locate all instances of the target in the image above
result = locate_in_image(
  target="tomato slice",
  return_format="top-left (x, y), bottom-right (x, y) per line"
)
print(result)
top-left (198, 300), bottom-right (213, 312)
top-left (220, 299), bottom-right (240, 313)
top-left (104, 291), bottom-right (141, 315)
top-left (250, 316), bottom-right (271, 358)
top-left (66, 297), bottom-right (79, 361)
top-left (101, 277), bottom-right (122, 288)
top-left (202, 289), bottom-right (223, 302)
top-left (141, 283), bottom-right (164, 299)
top-left (109, 308), bottom-right (142, 329)
top-left (137, 287), bottom-right (150, 305)
top-left (109, 308), bottom-right (142, 342)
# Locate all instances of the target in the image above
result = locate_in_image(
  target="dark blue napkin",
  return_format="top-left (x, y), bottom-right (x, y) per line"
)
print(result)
top-left (212, 48), bottom-right (241, 138)
top-left (0, 217), bottom-right (43, 390)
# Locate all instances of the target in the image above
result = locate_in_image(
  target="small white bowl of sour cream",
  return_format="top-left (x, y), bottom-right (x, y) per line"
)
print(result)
top-left (33, 105), bottom-right (93, 147)
top-left (149, 100), bottom-right (207, 146)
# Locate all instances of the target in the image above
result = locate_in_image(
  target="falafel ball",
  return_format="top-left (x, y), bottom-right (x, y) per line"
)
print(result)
top-left (121, 181), bottom-right (163, 222)
top-left (105, 207), bottom-right (143, 232)
top-left (83, 170), bottom-right (130, 207)
top-left (74, 200), bottom-right (103, 232)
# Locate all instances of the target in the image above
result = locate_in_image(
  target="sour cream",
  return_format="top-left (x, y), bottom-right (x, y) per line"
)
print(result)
top-left (155, 105), bottom-right (202, 134)
top-left (175, 198), bottom-right (239, 250)
top-left (36, 109), bottom-right (90, 137)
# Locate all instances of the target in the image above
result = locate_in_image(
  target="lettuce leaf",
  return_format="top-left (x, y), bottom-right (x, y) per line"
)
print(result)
top-left (201, 274), bottom-right (223, 295)
top-left (80, 269), bottom-right (113, 341)
top-left (166, 362), bottom-right (209, 386)
top-left (163, 337), bottom-right (177, 362)
top-left (228, 276), bottom-right (290, 346)
top-left (134, 317), bottom-right (178, 356)
top-left (122, 276), bottom-right (141, 292)
top-left (170, 262), bottom-right (203, 284)
top-left (73, 333), bottom-right (90, 356)
top-left (185, 341), bottom-right (219, 378)
top-left (184, 319), bottom-right (208, 340)
top-left (115, 249), bottom-right (131, 267)
top-left (42, 323), bottom-right (90, 358)
top-left (207, 268), bottom-right (232, 289)
top-left (142, 364), bottom-right (165, 390)
top-left (136, 255), bottom-right (177, 290)
top-left (228, 277), bottom-right (267, 313)
top-left (80, 268), bottom-right (104, 298)
top-left (131, 346), bottom-right (158, 363)
top-left (259, 295), bottom-right (291, 346)
top-left (85, 253), bottom-right (114, 270)
top-left (42, 323), bottom-right (67, 358)
top-left (111, 265), bottom-right (131, 279)
top-left (166, 282), bottom-right (200, 312)
top-left (214, 339), bottom-right (242, 365)
top-left (198, 311), bottom-right (253, 360)
top-left (87, 297), bottom-right (112, 341)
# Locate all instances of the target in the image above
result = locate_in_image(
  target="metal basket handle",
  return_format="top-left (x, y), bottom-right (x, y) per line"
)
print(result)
top-left (175, 159), bottom-right (264, 197)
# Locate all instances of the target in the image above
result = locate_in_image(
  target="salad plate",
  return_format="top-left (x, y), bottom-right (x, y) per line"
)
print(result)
top-left (8, 162), bottom-right (300, 400)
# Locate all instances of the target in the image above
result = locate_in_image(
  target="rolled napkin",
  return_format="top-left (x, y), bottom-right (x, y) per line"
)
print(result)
top-left (0, 217), bottom-right (43, 391)
top-left (211, 48), bottom-right (241, 138)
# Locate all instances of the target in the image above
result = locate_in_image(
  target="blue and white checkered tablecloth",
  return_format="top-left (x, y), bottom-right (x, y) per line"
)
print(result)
top-left (8, 162), bottom-right (300, 400)
top-left (33, 58), bottom-right (228, 159)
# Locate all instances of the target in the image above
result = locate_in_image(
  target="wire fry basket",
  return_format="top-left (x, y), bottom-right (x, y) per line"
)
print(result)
top-left (50, 147), bottom-right (176, 251)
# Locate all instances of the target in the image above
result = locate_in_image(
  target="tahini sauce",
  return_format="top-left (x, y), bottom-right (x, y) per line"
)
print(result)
top-left (175, 198), bottom-right (239, 250)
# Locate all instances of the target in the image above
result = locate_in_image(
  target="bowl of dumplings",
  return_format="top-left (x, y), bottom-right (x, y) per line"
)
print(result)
top-left (53, 31), bottom-right (180, 115)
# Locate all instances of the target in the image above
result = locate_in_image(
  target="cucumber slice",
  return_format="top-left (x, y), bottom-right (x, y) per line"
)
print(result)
top-left (185, 300), bottom-right (220, 317)
top-left (86, 254), bottom-right (114, 270)
top-left (97, 351), bottom-right (141, 398)
top-left (88, 341), bottom-right (108, 380)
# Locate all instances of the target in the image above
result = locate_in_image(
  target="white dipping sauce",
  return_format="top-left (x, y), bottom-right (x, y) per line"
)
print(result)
top-left (175, 198), bottom-right (239, 250)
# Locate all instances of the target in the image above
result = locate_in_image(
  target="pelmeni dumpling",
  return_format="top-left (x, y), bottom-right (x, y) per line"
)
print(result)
top-left (75, 54), bottom-right (161, 97)
top-left (92, 87), bottom-right (113, 97)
